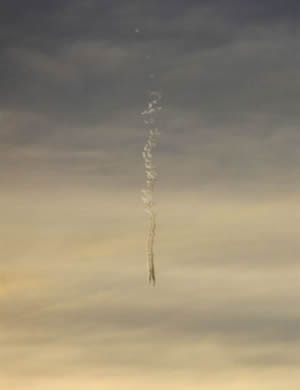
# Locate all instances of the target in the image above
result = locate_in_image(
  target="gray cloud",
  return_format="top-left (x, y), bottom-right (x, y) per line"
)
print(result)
top-left (2, 0), bottom-right (300, 123)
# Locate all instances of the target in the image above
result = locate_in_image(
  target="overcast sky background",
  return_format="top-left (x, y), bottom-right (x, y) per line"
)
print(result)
top-left (1, 1), bottom-right (300, 389)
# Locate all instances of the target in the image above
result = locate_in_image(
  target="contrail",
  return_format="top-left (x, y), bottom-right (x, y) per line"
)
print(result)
top-left (141, 91), bottom-right (162, 286)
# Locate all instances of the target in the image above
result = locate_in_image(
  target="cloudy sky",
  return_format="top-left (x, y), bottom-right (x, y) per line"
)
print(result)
top-left (1, 1), bottom-right (300, 388)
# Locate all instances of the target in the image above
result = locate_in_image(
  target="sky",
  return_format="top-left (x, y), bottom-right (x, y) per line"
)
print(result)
top-left (1, 1), bottom-right (300, 388)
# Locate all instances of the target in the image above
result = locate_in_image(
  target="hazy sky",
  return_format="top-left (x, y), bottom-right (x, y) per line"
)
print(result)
top-left (1, 1), bottom-right (300, 389)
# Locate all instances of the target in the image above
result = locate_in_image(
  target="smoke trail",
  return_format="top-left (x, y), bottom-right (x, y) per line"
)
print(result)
top-left (141, 91), bottom-right (162, 286)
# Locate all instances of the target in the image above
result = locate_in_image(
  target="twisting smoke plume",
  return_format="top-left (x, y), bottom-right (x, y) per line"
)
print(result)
top-left (141, 91), bottom-right (162, 286)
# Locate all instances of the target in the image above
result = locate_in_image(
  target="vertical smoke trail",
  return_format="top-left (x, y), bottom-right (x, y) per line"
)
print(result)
top-left (141, 91), bottom-right (162, 286)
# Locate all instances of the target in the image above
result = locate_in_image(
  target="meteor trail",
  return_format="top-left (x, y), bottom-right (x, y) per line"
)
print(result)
top-left (141, 91), bottom-right (162, 286)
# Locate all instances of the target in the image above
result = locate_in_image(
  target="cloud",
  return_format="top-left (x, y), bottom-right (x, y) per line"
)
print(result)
top-left (0, 191), bottom-right (299, 382)
top-left (1, 1), bottom-right (300, 388)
